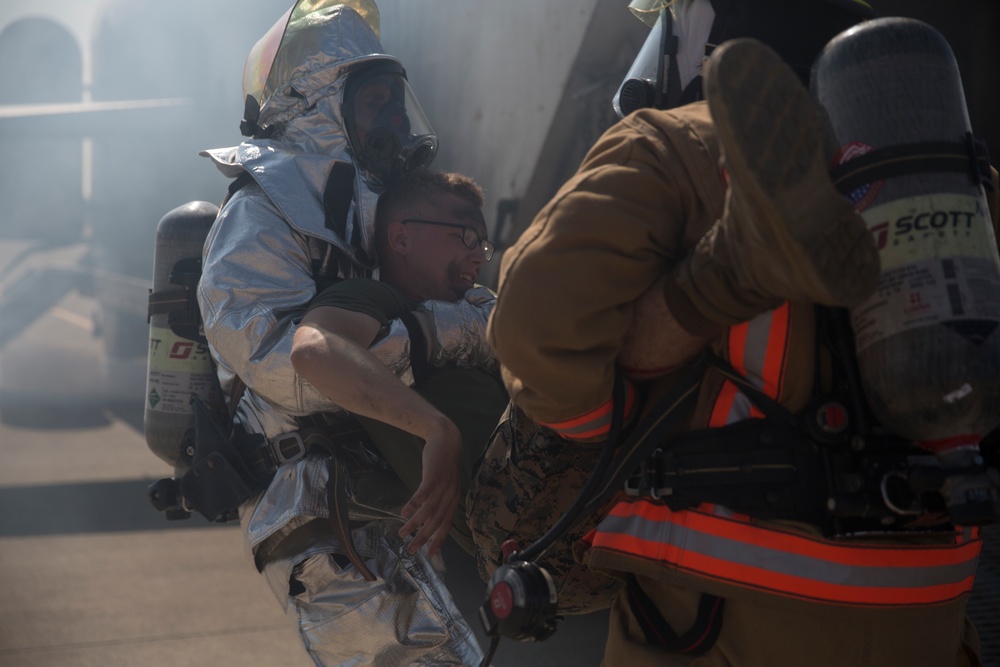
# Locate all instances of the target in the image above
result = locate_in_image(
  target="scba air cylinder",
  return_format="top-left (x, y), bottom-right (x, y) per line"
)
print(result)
top-left (813, 18), bottom-right (1000, 520)
top-left (144, 201), bottom-right (222, 471)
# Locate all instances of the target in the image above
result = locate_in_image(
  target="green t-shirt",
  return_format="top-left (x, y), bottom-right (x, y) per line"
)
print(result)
top-left (307, 278), bottom-right (418, 326)
top-left (305, 278), bottom-right (508, 554)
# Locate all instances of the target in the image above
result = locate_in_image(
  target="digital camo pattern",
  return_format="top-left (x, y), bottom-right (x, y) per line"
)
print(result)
top-left (466, 402), bottom-right (623, 615)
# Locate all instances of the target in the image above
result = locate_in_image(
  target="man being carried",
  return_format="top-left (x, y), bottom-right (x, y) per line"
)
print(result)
top-left (292, 169), bottom-right (506, 557)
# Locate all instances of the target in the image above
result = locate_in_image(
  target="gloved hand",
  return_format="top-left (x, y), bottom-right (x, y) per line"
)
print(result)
top-left (421, 286), bottom-right (498, 372)
top-left (367, 286), bottom-right (499, 385)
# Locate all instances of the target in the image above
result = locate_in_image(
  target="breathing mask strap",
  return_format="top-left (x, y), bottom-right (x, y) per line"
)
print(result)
top-left (672, 0), bottom-right (732, 106)
top-left (658, 8), bottom-right (683, 109)
top-left (323, 162), bottom-right (355, 240)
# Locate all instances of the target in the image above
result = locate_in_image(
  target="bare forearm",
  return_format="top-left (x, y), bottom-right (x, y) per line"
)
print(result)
top-left (291, 322), bottom-right (462, 555)
top-left (291, 325), bottom-right (452, 440)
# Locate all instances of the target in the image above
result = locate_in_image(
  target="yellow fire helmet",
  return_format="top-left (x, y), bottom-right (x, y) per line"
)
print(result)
top-left (242, 0), bottom-right (380, 110)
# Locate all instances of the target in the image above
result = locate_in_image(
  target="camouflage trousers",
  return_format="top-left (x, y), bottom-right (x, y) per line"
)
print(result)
top-left (466, 402), bottom-right (623, 615)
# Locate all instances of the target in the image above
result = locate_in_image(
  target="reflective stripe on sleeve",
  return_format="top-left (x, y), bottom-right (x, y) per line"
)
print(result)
top-left (540, 380), bottom-right (637, 440)
top-left (592, 500), bottom-right (981, 606)
top-left (708, 303), bottom-right (791, 427)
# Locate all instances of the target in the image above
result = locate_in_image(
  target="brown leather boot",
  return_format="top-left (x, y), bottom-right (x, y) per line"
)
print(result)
top-left (667, 38), bottom-right (880, 335)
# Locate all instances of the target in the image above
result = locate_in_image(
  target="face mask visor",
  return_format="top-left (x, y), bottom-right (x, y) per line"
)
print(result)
top-left (613, 8), bottom-right (678, 119)
top-left (344, 62), bottom-right (438, 190)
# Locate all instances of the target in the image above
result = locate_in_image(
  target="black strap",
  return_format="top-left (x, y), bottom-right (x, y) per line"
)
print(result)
top-left (226, 376), bottom-right (248, 436)
top-left (659, 8), bottom-right (682, 109)
top-left (577, 355), bottom-right (708, 521)
top-left (179, 395), bottom-right (259, 523)
top-left (147, 289), bottom-right (189, 318)
top-left (829, 134), bottom-right (994, 195)
top-left (704, 353), bottom-right (796, 426)
top-left (148, 257), bottom-right (206, 343)
top-left (223, 171), bottom-right (255, 208)
top-left (629, 416), bottom-right (828, 524)
top-left (324, 162), bottom-right (356, 239)
top-left (240, 94), bottom-right (260, 137)
top-left (626, 574), bottom-right (724, 655)
top-left (214, 164), bottom-right (355, 425)
top-left (617, 352), bottom-right (829, 524)
top-left (399, 310), bottom-right (431, 386)
top-left (327, 454), bottom-right (377, 581)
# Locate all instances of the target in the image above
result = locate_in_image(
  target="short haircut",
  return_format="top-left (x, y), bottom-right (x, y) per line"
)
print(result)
top-left (374, 169), bottom-right (485, 253)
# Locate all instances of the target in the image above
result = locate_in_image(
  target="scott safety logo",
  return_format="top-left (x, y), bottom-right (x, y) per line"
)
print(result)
top-left (169, 341), bottom-right (196, 359)
top-left (870, 208), bottom-right (977, 251)
top-left (871, 221), bottom-right (890, 251)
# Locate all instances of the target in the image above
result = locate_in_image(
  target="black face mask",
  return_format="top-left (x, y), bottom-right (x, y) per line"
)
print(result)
top-left (361, 100), bottom-right (409, 179)
top-left (343, 61), bottom-right (438, 190)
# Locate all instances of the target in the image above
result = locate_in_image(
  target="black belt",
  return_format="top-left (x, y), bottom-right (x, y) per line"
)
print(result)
top-left (237, 415), bottom-right (372, 481)
top-left (623, 416), bottom-right (829, 525)
top-left (621, 412), bottom-right (970, 536)
top-left (240, 413), bottom-right (380, 582)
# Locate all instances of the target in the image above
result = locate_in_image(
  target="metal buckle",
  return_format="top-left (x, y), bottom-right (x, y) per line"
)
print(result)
top-left (270, 431), bottom-right (307, 465)
top-left (624, 472), bottom-right (642, 497)
top-left (648, 448), bottom-right (665, 500)
top-left (624, 448), bottom-right (668, 499)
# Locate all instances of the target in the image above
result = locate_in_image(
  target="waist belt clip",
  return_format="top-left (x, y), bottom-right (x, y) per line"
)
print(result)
top-left (624, 471), bottom-right (641, 497)
top-left (625, 448), bottom-right (669, 500)
top-left (271, 431), bottom-right (307, 466)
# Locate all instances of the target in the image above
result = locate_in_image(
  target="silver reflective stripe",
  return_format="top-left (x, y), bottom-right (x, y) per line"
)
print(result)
top-left (598, 512), bottom-right (979, 590)
top-left (726, 308), bottom-right (777, 423)
top-left (721, 391), bottom-right (755, 425)
top-left (740, 310), bottom-right (773, 391)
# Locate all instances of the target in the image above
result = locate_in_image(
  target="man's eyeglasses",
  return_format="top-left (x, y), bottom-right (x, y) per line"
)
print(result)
top-left (401, 219), bottom-right (494, 261)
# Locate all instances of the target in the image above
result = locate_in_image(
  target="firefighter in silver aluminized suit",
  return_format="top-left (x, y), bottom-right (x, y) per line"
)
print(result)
top-left (196, 2), bottom-right (485, 665)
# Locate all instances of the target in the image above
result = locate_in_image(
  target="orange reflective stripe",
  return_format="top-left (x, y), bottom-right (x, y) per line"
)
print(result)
top-left (599, 531), bottom-right (975, 605)
top-left (707, 304), bottom-right (791, 427)
top-left (622, 501), bottom-right (978, 567)
top-left (728, 320), bottom-right (749, 377)
top-left (760, 302), bottom-right (790, 399)
top-left (603, 304), bottom-right (981, 606)
top-left (709, 381), bottom-right (765, 427)
top-left (592, 500), bottom-right (981, 606)
top-left (541, 380), bottom-right (636, 440)
top-left (707, 379), bottom-right (739, 427)
top-left (731, 302), bottom-right (790, 401)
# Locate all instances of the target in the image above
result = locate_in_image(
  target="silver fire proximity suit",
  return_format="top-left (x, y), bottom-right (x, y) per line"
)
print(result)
top-left (196, 3), bottom-right (485, 665)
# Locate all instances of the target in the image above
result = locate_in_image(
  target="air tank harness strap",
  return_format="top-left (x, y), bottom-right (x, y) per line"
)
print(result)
top-left (623, 353), bottom-right (829, 525)
top-left (237, 415), bottom-right (370, 480)
top-left (625, 574), bottom-right (724, 656)
top-left (829, 133), bottom-right (995, 195)
top-left (623, 416), bottom-right (829, 523)
top-left (399, 310), bottom-right (431, 386)
top-left (178, 394), bottom-right (260, 523)
top-left (240, 415), bottom-right (379, 581)
top-left (147, 256), bottom-right (206, 345)
top-left (326, 440), bottom-right (378, 581)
